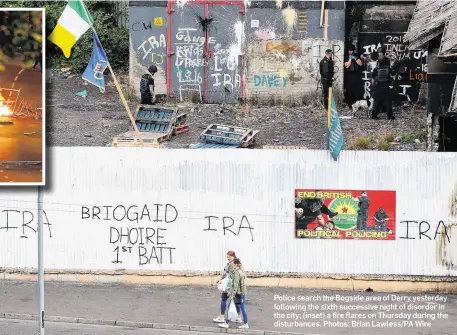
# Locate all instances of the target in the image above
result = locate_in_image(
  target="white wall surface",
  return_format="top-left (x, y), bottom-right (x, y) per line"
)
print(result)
top-left (0, 148), bottom-right (456, 277)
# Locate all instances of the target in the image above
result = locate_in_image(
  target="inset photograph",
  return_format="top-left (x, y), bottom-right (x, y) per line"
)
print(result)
top-left (0, 8), bottom-right (44, 185)
top-left (295, 189), bottom-right (396, 240)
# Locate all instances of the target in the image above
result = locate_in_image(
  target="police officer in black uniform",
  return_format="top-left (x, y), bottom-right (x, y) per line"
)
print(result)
top-left (374, 207), bottom-right (389, 232)
top-left (344, 44), bottom-right (363, 109)
top-left (371, 47), bottom-right (395, 120)
top-left (355, 191), bottom-right (370, 230)
top-left (320, 49), bottom-right (334, 109)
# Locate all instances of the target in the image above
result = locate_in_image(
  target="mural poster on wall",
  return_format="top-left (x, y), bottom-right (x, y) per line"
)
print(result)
top-left (295, 189), bottom-right (396, 240)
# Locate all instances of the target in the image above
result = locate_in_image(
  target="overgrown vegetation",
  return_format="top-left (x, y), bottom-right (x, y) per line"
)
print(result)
top-left (0, 10), bottom-right (42, 70)
top-left (0, 1), bottom-right (129, 73)
top-left (347, 136), bottom-right (373, 150)
top-left (401, 130), bottom-right (427, 143)
top-left (347, 130), bottom-right (427, 151)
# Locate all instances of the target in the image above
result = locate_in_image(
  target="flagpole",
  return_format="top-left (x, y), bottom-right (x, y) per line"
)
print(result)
top-left (80, 1), bottom-right (144, 146)
top-left (328, 87), bottom-right (332, 128)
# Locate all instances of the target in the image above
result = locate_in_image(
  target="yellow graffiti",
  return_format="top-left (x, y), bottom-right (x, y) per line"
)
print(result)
top-left (265, 41), bottom-right (298, 53)
top-left (282, 7), bottom-right (297, 35)
top-left (275, 0), bottom-right (283, 9)
top-left (279, 69), bottom-right (288, 78)
top-left (154, 17), bottom-right (163, 27)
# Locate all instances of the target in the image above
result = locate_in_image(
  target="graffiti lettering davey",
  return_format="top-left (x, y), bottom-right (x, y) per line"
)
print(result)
top-left (253, 74), bottom-right (289, 87)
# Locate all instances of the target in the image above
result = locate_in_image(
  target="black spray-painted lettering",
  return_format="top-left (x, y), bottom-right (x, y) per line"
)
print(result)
top-left (82, 204), bottom-right (178, 223)
top-left (399, 220), bottom-right (451, 242)
top-left (138, 246), bottom-right (176, 265)
top-left (0, 209), bottom-right (52, 239)
top-left (203, 215), bottom-right (254, 242)
top-left (97, 204), bottom-right (178, 266)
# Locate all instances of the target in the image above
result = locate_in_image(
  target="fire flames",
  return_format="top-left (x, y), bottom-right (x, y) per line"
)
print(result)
top-left (0, 104), bottom-right (12, 116)
top-left (0, 92), bottom-right (11, 116)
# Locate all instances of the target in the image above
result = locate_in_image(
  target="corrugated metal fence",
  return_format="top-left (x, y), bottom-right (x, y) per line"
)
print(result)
top-left (0, 148), bottom-right (456, 277)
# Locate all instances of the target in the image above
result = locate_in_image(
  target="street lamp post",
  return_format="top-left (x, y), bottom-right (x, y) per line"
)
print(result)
top-left (38, 186), bottom-right (44, 334)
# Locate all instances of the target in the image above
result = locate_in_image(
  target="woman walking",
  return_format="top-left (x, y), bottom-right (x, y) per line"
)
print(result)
top-left (218, 258), bottom-right (249, 329)
top-left (213, 251), bottom-right (242, 323)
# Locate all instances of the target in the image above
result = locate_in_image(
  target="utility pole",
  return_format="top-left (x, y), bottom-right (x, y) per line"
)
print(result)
top-left (38, 186), bottom-right (44, 334)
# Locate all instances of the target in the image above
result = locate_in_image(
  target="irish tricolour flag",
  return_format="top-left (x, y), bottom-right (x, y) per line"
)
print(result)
top-left (48, 0), bottom-right (94, 58)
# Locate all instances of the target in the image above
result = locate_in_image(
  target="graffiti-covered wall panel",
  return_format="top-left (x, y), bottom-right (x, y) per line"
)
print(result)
top-left (170, 4), bottom-right (206, 102)
top-left (206, 4), bottom-right (244, 104)
top-left (244, 8), bottom-right (345, 102)
top-left (356, 18), bottom-right (427, 102)
top-left (246, 38), bottom-right (344, 102)
top-left (130, 6), bottom-right (168, 95)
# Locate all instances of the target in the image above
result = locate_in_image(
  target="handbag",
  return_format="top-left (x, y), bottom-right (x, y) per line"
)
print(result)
top-left (217, 276), bottom-right (232, 293)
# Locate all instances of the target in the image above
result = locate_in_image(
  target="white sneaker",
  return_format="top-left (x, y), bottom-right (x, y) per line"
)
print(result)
top-left (235, 317), bottom-right (243, 323)
top-left (239, 323), bottom-right (249, 329)
top-left (218, 323), bottom-right (229, 328)
top-left (213, 316), bottom-right (225, 323)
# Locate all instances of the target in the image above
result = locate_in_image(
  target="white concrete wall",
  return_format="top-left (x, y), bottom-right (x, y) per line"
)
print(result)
top-left (0, 148), bottom-right (456, 277)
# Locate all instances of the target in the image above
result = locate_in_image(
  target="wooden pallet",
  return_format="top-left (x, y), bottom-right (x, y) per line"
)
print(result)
top-left (135, 120), bottom-right (173, 133)
top-left (199, 124), bottom-right (259, 147)
top-left (112, 131), bottom-right (169, 147)
top-left (134, 105), bottom-right (178, 137)
top-left (134, 105), bottom-right (178, 121)
top-left (173, 124), bottom-right (190, 135)
top-left (174, 113), bottom-right (188, 126)
top-left (263, 146), bottom-right (307, 150)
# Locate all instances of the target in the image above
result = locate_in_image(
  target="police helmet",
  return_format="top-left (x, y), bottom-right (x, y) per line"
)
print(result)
top-left (148, 64), bottom-right (158, 74)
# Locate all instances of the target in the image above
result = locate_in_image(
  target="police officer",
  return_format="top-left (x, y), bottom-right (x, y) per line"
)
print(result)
top-left (374, 207), bottom-right (389, 232)
top-left (355, 191), bottom-right (370, 230)
top-left (344, 44), bottom-right (363, 109)
top-left (371, 47), bottom-right (395, 120)
top-left (320, 49), bottom-right (334, 109)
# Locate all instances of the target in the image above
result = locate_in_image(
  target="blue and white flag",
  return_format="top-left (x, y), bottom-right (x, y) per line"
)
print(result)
top-left (326, 94), bottom-right (344, 160)
top-left (82, 32), bottom-right (108, 92)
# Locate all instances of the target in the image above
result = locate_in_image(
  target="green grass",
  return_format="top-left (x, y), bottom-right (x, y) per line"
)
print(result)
top-left (347, 136), bottom-right (374, 150)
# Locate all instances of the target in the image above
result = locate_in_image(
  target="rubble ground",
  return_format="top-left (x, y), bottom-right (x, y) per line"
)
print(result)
top-left (47, 72), bottom-right (427, 151)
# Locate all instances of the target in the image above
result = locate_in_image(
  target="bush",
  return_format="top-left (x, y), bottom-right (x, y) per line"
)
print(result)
top-left (347, 136), bottom-right (373, 150)
top-left (0, 0), bottom-right (129, 73)
top-left (0, 9), bottom-right (42, 70)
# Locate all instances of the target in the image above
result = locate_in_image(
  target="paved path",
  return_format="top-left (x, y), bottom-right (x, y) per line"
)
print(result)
top-left (1, 280), bottom-right (456, 334)
top-left (0, 319), bottom-right (223, 335)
